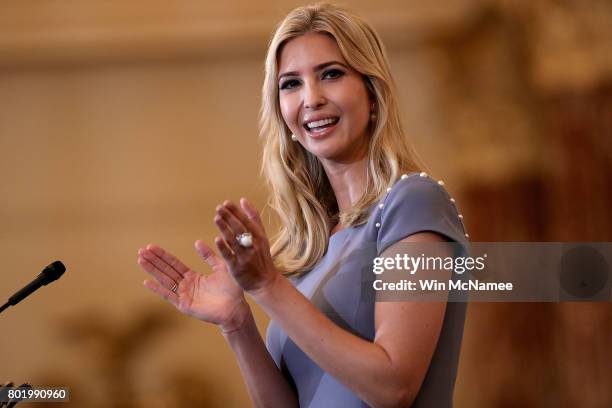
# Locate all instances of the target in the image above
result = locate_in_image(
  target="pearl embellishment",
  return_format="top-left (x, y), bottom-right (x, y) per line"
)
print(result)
top-left (375, 173), bottom-right (469, 240)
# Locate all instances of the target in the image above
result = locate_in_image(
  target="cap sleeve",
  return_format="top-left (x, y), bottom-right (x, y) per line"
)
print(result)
top-left (376, 174), bottom-right (468, 255)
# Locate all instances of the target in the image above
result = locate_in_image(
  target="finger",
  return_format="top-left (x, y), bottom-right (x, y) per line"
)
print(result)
top-left (143, 279), bottom-right (179, 306)
top-left (195, 240), bottom-right (226, 270)
top-left (223, 200), bottom-right (261, 237)
top-left (214, 236), bottom-right (235, 265)
top-left (217, 204), bottom-right (248, 236)
top-left (146, 244), bottom-right (189, 277)
top-left (138, 246), bottom-right (183, 282)
top-left (240, 198), bottom-right (267, 236)
top-left (215, 214), bottom-right (242, 252)
top-left (137, 255), bottom-right (179, 290)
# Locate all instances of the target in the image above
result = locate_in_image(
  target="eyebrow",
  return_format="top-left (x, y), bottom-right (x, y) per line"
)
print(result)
top-left (278, 60), bottom-right (349, 81)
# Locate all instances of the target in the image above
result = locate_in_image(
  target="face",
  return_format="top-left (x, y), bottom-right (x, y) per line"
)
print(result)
top-left (277, 32), bottom-right (373, 164)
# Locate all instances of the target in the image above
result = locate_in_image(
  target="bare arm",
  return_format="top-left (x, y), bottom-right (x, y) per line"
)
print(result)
top-left (251, 233), bottom-right (447, 408)
top-left (222, 307), bottom-right (298, 408)
top-left (136, 241), bottom-right (297, 408)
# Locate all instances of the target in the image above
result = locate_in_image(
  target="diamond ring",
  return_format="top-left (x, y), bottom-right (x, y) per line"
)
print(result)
top-left (236, 232), bottom-right (253, 248)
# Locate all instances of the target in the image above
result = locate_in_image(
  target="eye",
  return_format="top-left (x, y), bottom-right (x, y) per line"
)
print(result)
top-left (322, 68), bottom-right (344, 80)
top-left (280, 79), bottom-right (300, 90)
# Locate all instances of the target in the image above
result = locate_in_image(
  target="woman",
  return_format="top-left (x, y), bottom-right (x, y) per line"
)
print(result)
top-left (137, 3), bottom-right (468, 407)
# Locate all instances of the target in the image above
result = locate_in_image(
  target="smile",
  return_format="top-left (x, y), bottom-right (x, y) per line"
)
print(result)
top-left (303, 116), bottom-right (340, 137)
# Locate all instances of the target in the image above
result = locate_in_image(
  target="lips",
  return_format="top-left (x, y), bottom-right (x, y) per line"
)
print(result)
top-left (302, 115), bottom-right (340, 138)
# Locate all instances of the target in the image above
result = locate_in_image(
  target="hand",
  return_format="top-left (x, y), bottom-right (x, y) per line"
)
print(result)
top-left (213, 198), bottom-right (279, 294)
top-left (137, 241), bottom-right (250, 333)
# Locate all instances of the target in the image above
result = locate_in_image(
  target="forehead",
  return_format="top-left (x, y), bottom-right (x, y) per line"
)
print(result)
top-left (277, 32), bottom-right (347, 74)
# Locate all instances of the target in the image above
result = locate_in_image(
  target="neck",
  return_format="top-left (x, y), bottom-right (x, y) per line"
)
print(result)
top-left (320, 154), bottom-right (369, 214)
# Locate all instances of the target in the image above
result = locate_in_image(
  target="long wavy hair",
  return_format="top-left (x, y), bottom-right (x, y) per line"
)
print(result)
top-left (260, 3), bottom-right (422, 277)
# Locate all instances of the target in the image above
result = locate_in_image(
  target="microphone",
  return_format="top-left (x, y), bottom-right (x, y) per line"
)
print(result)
top-left (0, 261), bottom-right (66, 314)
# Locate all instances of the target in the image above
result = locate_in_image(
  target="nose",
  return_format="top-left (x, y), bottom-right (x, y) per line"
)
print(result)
top-left (303, 80), bottom-right (326, 110)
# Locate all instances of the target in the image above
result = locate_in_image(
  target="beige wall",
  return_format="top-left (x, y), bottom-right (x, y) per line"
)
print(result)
top-left (0, 57), bottom-right (267, 405)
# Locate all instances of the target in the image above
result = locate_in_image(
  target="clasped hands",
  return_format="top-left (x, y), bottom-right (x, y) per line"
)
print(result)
top-left (137, 198), bottom-right (279, 332)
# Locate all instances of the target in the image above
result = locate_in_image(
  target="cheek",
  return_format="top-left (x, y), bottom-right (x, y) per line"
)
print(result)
top-left (345, 96), bottom-right (370, 130)
top-left (338, 80), bottom-right (370, 128)
top-left (279, 95), bottom-right (298, 130)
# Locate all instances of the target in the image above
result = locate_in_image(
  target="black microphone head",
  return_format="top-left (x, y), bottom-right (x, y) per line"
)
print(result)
top-left (41, 261), bottom-right (66, 284)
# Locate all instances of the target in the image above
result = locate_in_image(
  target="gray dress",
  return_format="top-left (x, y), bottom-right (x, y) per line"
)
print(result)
top-left (266, 172), bottom-right (469, 407)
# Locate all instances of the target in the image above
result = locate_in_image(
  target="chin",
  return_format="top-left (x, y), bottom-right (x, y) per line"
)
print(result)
top-left (304, 144), bottom-right (345, 162)
top-left (312, 149), bottom-right (358, 164)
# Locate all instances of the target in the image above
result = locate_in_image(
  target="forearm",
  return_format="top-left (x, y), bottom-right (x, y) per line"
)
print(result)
top-left (251, 276), bottom-right (415, 408)
top-left (223, 308), bottom-right (299, 408)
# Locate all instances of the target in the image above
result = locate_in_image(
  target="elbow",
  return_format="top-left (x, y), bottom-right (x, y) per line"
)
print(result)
top-left (371, 385), bottom-right (417, 408)
top-left (394, 387), bottom-right (417, 408)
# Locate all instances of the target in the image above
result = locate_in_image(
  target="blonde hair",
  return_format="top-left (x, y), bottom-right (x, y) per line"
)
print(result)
top-left (260, 3), bottom-right (422, 277)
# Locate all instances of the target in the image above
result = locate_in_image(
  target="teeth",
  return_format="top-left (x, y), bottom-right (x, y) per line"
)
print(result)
top-left (306, 118), bottom-right (337, 129)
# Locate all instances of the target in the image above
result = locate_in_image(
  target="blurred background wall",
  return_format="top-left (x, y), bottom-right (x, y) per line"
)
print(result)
top-left (1, 1), bottom-right (610, 407)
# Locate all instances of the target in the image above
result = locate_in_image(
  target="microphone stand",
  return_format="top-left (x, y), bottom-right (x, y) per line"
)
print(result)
top-left (0, 261), bottom-right (65, 315)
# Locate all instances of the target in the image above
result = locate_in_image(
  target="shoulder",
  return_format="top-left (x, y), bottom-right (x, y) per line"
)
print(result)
top-left (384, 172), bottom-right (452, 210)
top-left (374, 172), bottom-right (469, 253)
